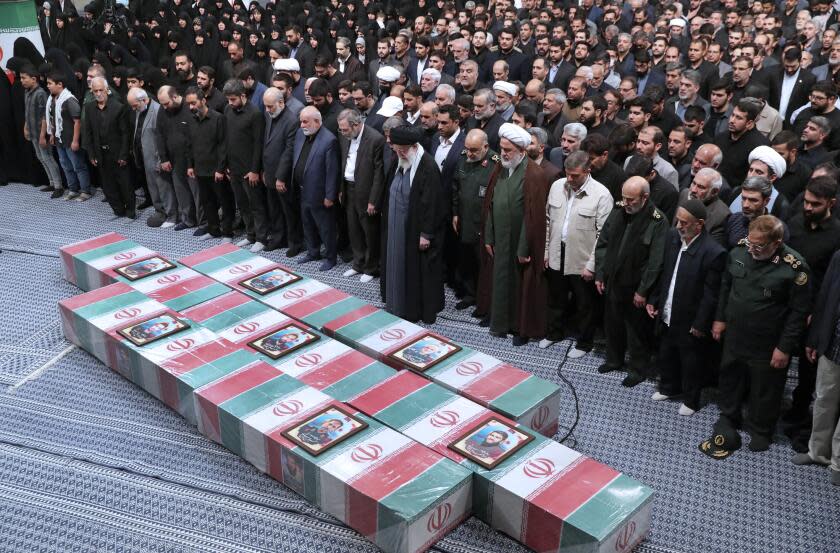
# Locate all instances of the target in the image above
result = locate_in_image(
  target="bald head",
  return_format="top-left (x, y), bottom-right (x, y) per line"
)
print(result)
top-left (464, 129), bottom-right (489, 162)
top-left (692, 143), bottom-right (723, 174)
top-left (622, 176), bottom-right (650, 214)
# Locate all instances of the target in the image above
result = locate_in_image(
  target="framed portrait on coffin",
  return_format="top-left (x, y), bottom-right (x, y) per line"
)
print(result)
top-left (389, 333), bottom-right (461, 372)
top-left (282, 404), bottom-right (368, 456)
top-left (448, 417), bottom-right (534, 470)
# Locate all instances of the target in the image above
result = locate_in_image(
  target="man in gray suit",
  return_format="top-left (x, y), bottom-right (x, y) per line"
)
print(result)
top-left (337, 108), bottom-right (386, 282)
top-left (262, 88), bottom-right (299, 252)
top-left (126, 87), bottom-right (177, 228)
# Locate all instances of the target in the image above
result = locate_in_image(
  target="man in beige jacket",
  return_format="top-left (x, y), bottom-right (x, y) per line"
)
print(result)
top-left (541, 150), bottom-right (614, 356)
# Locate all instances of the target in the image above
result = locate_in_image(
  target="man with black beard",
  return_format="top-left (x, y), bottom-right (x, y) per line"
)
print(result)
top-left (196, 66), bottom-right (227, 113)
top-left (285, 25), bottom-right (315, 78)
top-left (173, 51), bottom-right (197, 95)
top-left (783, 177), bottom-right (840, 451)
top-left (156, 85), bottom-right (199, 230)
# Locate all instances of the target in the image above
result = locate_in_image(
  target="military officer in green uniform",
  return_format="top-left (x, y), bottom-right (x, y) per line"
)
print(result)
top-left (594, 176), bottom-right (669, 387)
top-left (710, 214), bottom-right (811, 452)
top-left (452, 129), bottom-right (501, 311)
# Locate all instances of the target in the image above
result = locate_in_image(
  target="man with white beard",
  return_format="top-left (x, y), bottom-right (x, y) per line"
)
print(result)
top-left (483, 123), bottom-right (550, 346)
top-left (380, 125), bottom-right (445, 324)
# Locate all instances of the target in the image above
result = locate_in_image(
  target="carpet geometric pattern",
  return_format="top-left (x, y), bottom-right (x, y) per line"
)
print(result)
top-left (0, 183), bottom-right (837, 553)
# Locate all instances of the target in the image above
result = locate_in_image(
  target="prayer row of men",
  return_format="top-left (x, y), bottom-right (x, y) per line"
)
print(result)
top-left (4, 0), bottom-right (840, 482)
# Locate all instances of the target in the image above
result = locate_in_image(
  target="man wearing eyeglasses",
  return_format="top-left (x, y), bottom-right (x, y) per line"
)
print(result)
top-left (709, 215), bottom-right (811, 454)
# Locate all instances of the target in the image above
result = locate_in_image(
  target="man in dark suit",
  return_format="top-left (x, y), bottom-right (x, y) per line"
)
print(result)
top-left (431, 105), bottom-right (466, 288)
top-left (546, 39), bottom-right (576, 91)
top-left (285, 25), bottom-right (315, 78)
top-left (262, 88), bottom-right (298, 252)
top-left (337, 108), bottom-right (385, 282)
top-left (768, 47), bottom-right (816, 128)
top-left (333, 37), bottom-right (364, 82)
top-left (646, 200), bottom-right (727, 415)
top-left (289, 106), bottom-right (340, 271)
top-left (406, 36), bottom-right (431, 85)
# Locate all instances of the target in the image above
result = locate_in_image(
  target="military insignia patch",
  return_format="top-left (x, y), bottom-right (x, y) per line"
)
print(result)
top-left (461, 149), bottom-right (467, 155)
top-left (653, 210), bottom-right (661, 220)
top-left (738, 238), bottom-right (748, 246)
top-left (795, 272), bottom-right (808, 286)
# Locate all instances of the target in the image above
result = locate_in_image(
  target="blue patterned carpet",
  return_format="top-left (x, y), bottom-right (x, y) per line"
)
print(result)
top-left (0, 183), bottom-right (837, 553)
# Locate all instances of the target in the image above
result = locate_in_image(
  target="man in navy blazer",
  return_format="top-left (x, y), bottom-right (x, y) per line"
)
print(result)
top-left (262, 88), bottom-right (298, 252)
top-left (431, 105), bottom-right (467, 288)
top-left (287, 106), bottom-right (340, 271)
top-left (646, 199), bottom-right (727, 415)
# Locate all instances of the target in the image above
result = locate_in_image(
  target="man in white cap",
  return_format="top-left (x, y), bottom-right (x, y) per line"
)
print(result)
top-left (727, 145), bottom-right (791, 221)
top-left (493, 81), bottom-right (518, 121)
top-left (366, 96), bottom-right (403, 134)
top-left (483, 123), bottom-right (550, 346)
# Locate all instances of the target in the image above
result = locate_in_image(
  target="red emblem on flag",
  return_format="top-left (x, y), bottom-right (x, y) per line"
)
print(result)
top-left (379, 328), bottom-right (406, 341)
top-left (157, 274), bottom-right (181, 284)
top-left (294, 353), bottom-right (322, 367)
top-left (426, 503), bottom-right (452, 533)
top-left (530, 405), bottom-right (550, 430)
top-left (229, 264), bottom-right (252, 275)
top-left (455, 361), bottom-right (482, 376)
top-left (615, 521), bottom-right (637, 552)
top-left (429, 410), bottom-right (460, 428)
top-left (350, 443), bottom-right (383, 463)
top-left (166, 338), bottom-right (195, 351)
top-left (283, 288), bottom-right (307, 299)
top-left (234, 322), bottom-right (260, 334)
top-left (272, 399), bottom-right (303, 416)
top-left (114, 307), bottom-right (141, 319)
top-left (113, 252), bottom-right (136, 261)
top-left (523, 458), bottom-right (555, 478)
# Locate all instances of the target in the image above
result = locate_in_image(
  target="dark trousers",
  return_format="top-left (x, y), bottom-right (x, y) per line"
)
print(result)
top-left (279, 184), bottom-right (304, 248)
top-left (345, 183), bottom-right (380, 275)
top-left (604, 288), bottom-right (653, 371)
top-left (230, 174), bottom-right (269, 242)
top-left (196, 176), bottom-right (235, 236)
top-left (790, 350), bottom-right (818, 417)
top-left (717, 349), bottom-right (788, 440)
top-left (98, 151), bottom-right (135, 216)
top-left (455, 241), bottom-right (480, 303)
top-left (302, 202), bottom-right (336, 261)
top-left (546, 265), bottom-right (597, 349)
top-left (656, 323), bottom-right (707, 410)
top-left (265, 186), bottom-right (287, 246)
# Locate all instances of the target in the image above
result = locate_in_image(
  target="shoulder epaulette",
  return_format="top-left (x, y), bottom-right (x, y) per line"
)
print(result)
top-left (783, 252), bottom-right (803, 269)
top-left (652, 209), bottom-right (662, 220)
top-left (491, 154), bottom-right (500, 162)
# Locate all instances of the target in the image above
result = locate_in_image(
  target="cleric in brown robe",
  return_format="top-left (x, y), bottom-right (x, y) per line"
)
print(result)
top-left (483, 123), bottom-right (550, 345)
top-left (379, 125), bottom-right (446, 323)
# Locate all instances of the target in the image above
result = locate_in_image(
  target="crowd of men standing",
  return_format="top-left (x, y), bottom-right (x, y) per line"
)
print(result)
top-left (1, 0), bottom-right (840, 483)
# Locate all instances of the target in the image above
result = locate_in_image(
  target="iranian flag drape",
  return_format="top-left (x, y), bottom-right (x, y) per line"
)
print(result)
top-left (0, 0), bottom-right (44, 69)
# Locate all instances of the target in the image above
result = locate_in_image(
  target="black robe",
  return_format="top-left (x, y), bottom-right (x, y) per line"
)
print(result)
top-left (380, 151), bottom-right (446, 324)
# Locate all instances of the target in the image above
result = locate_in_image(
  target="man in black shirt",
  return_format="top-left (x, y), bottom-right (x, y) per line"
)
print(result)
top-left (185, 87), bottom-right (233, 239)
top-left (197, 66), bottom-right (227, 114)
top-left (223, 79), bottom-right (267, 251)
top-left (771, 131), bottom-right (813, 203)
top-left (83, 77), bottom-right (134, 218)
top-left (583, 133), bottom-right (626, 202)
top-left (784, 177), bottom-right (840, 449)
top-left (156, 85), bottom-right (200, 230)
top-left (714, 99), bottom-right (771, 187)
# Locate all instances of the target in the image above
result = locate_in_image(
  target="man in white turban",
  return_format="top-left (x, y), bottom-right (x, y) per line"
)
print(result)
top-left (727, 145), bottom-right (792, 219)
top-left (483, 123), bottom-right (551, 346)
top-left (493, 81), bottom-right (518, 121)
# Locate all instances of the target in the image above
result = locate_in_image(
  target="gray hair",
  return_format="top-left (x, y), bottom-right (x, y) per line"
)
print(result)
top-left (222, 79), bottom-right (245, 96)
top-left (493, 59), bottom-right (509, 71)
top-left (665, 62), bottom-right (685, 73)
top-left (383, 116), bottom-right (405, 132)
top-left (451, 38), bottom-right (470, 51)
top-left (576, 65), bottom-right (594, 81)
top-left (336, 37), bottom-right (351, 49)
top-left (337, 108), bottom-right (362, 126)
top-left (436, 84), bottom-right (456, 102)
top-left (527, 127), bottom-right (549, 146)
top-left (565, 150), bottom-right (591, 171)
top-left (127, 87), bottom-right (148, 102)
top-left (563, 122), bottom-right (588, 141)
top-left (809, 115), bottom-right (832, 135)
top-left (696, 167), bottom-right (723, 191)
top-left (300, 105), bottom-right (322, 123)
top-left (618, 32), bottom-right (632, 42)
top-left (460, 60), bottom-right (479, 73)
top-left (682, 69), bottom-right (702, 86)
top-left (546, 88), bottom-right (566, 104)
top-left (474, 88), bottom-right (497, 106)
top-left (421, 68), bottom-right (441, 83)
top-left (742, 176), bottom-right (773, 198)
top-left (263, 87), bottom-right (283, 103)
